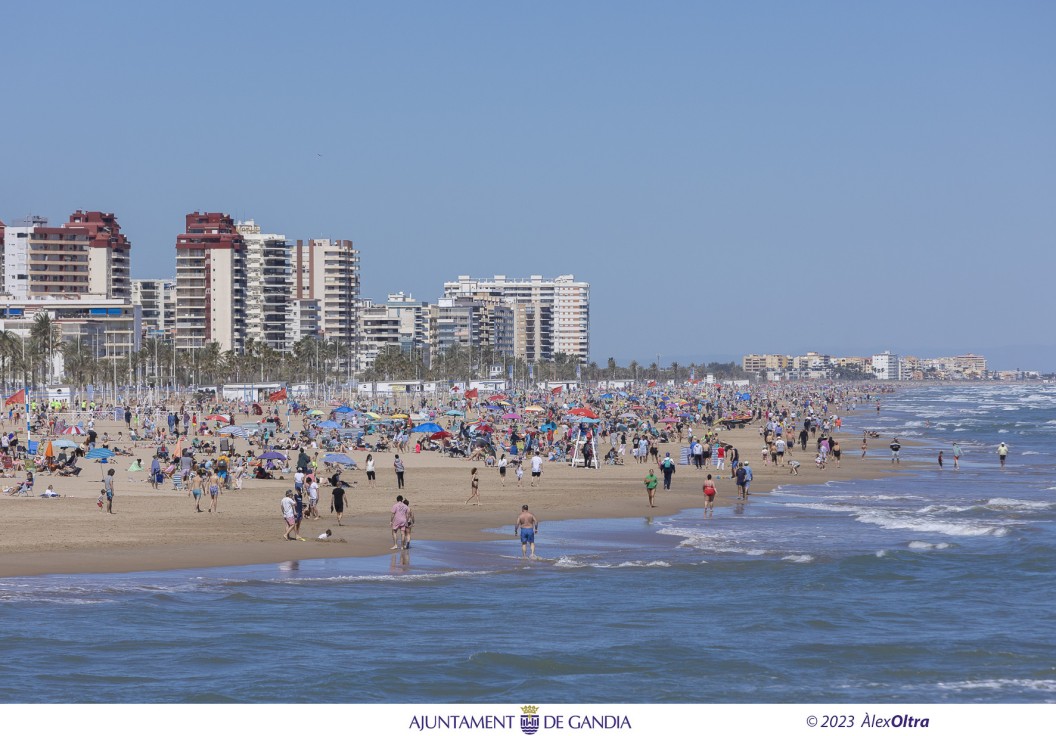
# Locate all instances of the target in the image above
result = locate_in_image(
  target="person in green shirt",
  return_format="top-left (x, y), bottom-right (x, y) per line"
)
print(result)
top-left (644, 468), bottom-right (659, 508)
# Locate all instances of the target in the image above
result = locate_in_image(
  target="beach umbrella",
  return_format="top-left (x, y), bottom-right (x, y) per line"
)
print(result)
top-left (258, 451), bottom-right (287, 460)
top-left (619, 412), bottom-right (638, 419)
top-left (85, 448), bottom-right (115, 460)
top-left (445, 410), bottom-right (464, 416)
top-left (307, 409), bottom-right (325, 416)
top-left (490, 394), bottom-right (508, 401)
top-left (569, 407), bottom-right (598, 419)
top-left (364, 412), bottom-right (381, 420)
top-left (43, 441), bottom-right (55, 457)
top-left (317, 420), bottom-right (342, 429)
top-left (428, 431), bottom-right (451, 440)
top-left (539, 422), bottom-right (557, 432)
top-left (599, 393), bottom-right (615, 400)
top-left (61, 425), bottom-right (86, 435)
top-left (576, 417), bottom-right (601, 424)
top-left (391, 413), bottom-right (409, 419)
top-left (322, 453), bottom-right (356, 466)
top-left (333, 406), bottom-right (355, 413)
top-left (501, 412), bottom-right (521, 420)
top-left (412, 422), bottom-right (444, 434)
top-left (482, 405), bottom-right (504, 411)
top-left (660, 417), bottom-right (678, 423)
top-left (205, 414), bottom-right (230, 422)
top-left (52, 439), bottom-right (79, 449)
top-left (218, 425), bottom-right (249, 439)
top-left (524, 405), bottom-right (544, 413)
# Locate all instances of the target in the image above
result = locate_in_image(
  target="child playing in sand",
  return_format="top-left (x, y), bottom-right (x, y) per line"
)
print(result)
top-left (97, 489), bottom-right (106, 509)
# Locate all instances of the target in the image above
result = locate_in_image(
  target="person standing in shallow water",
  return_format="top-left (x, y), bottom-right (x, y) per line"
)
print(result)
top-left (515, 504), bottom-right (538, 559)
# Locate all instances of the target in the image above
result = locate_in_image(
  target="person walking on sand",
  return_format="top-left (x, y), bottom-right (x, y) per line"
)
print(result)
top-left (466, 467), bottom-right (481, 505)
top-left (530, 451), bottom-right (543, 487)
top-left (660, 452), bottom-right (676, 490)
top-left (952, 442), bottom-right (961, 470)
top-left (393, 454), bottom-right (405, 489)
top-left (331, 483), bottom-right (347, 526)
top-left (498, 454), bottom-right (508, 487)
top-left (998, 442), bottom-right (1009, 468)
top-left (281, 490), bottom-right (298, 540)
top-left (703, 474), bottom-right (717, 517)
top-left (188, 469), bottom-right (203, 512)
top-left (364, 453), bottom-right (376, 487)
top-left (207, 471), bottom-right (221, 513)
top-left (515, 504), bottom-right (539, 559)
top-left (644, 468), bottom-right (658, 508)
top-left (103, 468), bottom-right (116, 514)
top-left (515, 461), bottom-right (524, 487)
top-left (391, 494), bottom-right (408, 550)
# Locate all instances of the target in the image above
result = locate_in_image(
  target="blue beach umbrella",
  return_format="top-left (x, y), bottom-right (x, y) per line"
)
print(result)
top-left (444, 410), bottom-right (464, 417)
top-left (318, 420), bottom-right (342, 429)
top-left (412, 422), bottom-right (444, 434)
top-left (258, 451), bottom-right (286, 460)
top-left (322, 453), bottom-right (357, 466)
top-left (85, 448), bottom-right (115, 460)
top-left (333, 406), bottom-right (355, 413)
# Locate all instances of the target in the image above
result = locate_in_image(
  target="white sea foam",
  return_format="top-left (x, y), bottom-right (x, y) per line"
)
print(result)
top-left (918, 504), bottom-right (975, 514)
top-left (275, 570), bottom-right (493, 584)
top-left (874, 550), bottom-right (887, 557)
top-left (908, 541), bottom-right (951, 550)
top-left (855, 510), bottom-right (1008, 537)
top-left (987, 497), bottom-right (1055, 511)
top-left (1021, 450), bottom-right (1041, 455)
top-left (935, 678), bottom-right (1056, 693)
top-left (782, 554), bottom-right (814, 563)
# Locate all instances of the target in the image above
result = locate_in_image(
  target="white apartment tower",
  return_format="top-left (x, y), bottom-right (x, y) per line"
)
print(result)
top-left (237, 219), bottom-right (291, 352)
top-left (442, 274), bottom-right (590, 363)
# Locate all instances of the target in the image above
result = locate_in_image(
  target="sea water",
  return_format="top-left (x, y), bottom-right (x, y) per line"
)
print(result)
top-left (1, 383), bottom-right (1054, 704)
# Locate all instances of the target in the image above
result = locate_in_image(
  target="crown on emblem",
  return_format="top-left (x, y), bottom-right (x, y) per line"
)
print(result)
top-left (520, 705), bottom-right (540, 715)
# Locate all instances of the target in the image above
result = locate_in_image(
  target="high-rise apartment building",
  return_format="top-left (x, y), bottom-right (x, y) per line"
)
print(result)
top-left (872, 351), bottom-right (901, 381)
top-left (357, 292), bottom-right (432, 371)
top-left (433, 295), bottom-right (515, 361)
top-left (1, 216), bottom-right (46, 298)
top-left (442, 274), bottom-right (590, 363)
top-left (131, 279), bottom-right (176, 339)
top-left (174, 212), bottom-right (247, 352)
top-left (237, 220), bottom-right (291, 352)
top-left (291, 237), bottom-right (360, 351)
top-left (26, 211), bottom-right (131, 299)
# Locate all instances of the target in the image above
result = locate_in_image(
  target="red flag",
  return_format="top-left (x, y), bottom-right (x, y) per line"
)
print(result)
top-left (464, 388), bottom-right (479, 399)
top-left (4, 389), bottom-right (25, 406)
top-left (551, 386), bottom-right (563, 395)
top-left (268, 388), bottom-right (287, 402)
top-left (647, 380), bottom-right (657, 388)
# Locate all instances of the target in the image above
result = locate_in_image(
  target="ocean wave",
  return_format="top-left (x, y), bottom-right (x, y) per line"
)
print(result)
top-left (553, 558), bottom-right (673, 569)
top-left (855, 510), bottom-right (1009, 537)
top-left (918, 504), bottom-right (975, 514)
top-left (1020, 450), bottom-right (1042, 455)
top-left (781, 554), bottom-right (814, 563)
top-left (987, 498), bottom-right (1056, 511)
top-left (271, 570), bottom-right (494, 584)
top-left (657, 527), bottom-right (772, 556)
top-left (907, 541), bottom-right (951, 550)
top-left (935, 678), bottom-right (1056, 693)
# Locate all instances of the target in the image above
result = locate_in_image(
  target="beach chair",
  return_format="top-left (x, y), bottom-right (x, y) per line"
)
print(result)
top-left (172, 474), bottom-right (185, 493)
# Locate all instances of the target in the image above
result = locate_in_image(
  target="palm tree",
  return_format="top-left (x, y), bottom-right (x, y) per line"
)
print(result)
top-left (30, 313), bottom-right (61, 386)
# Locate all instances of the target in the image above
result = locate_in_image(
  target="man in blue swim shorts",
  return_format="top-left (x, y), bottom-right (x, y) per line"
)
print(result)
top-left (514, 504), bottom-right (539, 559)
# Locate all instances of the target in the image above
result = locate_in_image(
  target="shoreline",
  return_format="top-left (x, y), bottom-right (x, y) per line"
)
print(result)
top-left (0, 416), bottom-right (912, 579)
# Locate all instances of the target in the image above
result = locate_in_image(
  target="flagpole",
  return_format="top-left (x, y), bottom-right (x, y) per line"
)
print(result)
top-left (25, 386), bottom-right (31, 447)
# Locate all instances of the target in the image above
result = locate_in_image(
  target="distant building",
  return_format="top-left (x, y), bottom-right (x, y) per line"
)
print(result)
top-left (237, 220), bottom-right (291, 353)
top-left (132, 278), bottom-right (176, 339)
top-left (443, 274), bottom-right (589, 363)
top-left (290, 237), bottom-right (360, 354)
top-left (174, 212), bottom-right (247, 352)
top-left (432, 295), bottom-right (515, 360)
top-left (27, 211), bottom-right (132, 300)
top-left (357, 292), bottom-right (432, 371)
top-left (1, 216), bottom-right (47, 298)
top-left (872, 351), bottom-right (901, 380)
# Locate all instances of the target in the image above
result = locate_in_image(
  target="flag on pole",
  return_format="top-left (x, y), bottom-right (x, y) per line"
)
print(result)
top-left (647, 380), bottom-right (657, 388)
top-left (269, 388), bottom-right (287, 402)
top-left (4, 389), bottom-right (25, 406)
top-left (551, 386), bottom-right (563, 395)
top-left (464, 388), bottom-right (479, 399)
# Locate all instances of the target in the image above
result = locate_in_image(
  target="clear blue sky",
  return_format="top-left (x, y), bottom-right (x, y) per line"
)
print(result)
top-left (3, 1), bottom-right (1054, 370)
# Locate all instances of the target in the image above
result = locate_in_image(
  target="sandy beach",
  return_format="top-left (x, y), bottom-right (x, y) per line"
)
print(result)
top-left (0, 407), bottom-right (904, 578)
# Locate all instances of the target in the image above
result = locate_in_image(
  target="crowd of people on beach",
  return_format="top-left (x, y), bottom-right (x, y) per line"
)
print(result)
top-left (1, 379), bottom-right (1016, 558)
